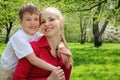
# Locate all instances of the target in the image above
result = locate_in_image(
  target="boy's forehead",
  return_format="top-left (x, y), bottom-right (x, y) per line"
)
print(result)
top-left (23, 12), bottom-right (40, 16)
top-left (22, 12), bottom-right (40, 18)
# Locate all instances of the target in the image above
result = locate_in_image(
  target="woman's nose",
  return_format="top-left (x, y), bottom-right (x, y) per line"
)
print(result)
top-left (45, 21), bottom-right (49, 26)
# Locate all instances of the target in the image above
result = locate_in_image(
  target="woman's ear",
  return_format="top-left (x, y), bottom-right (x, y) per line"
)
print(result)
top-left (60, 19), bottom-right (64, 27)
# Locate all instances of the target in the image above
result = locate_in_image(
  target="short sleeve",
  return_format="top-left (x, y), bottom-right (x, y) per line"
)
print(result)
top-left (11, 35), bottom-right (33, 59)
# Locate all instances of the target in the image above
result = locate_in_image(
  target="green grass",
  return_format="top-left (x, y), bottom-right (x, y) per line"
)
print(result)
top-left (68, 43), bottom-right (120, 80)
top-left (0, 42), bottom-right (6, 56)
top-left (0, 42), bottom-right (120, 80)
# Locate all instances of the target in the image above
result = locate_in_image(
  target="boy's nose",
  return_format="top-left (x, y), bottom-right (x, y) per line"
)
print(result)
top-left (31, 20), bottom-right (35, 24)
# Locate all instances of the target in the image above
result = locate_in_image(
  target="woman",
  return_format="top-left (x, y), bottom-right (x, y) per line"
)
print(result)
top-left (13, 7), bottom-right (73, 80)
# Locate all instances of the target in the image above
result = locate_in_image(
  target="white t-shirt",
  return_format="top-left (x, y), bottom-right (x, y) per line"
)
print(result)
top-left (1, 30), bottom-right (41, 72)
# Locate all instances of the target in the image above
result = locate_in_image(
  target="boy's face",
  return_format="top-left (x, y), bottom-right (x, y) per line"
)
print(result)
top-left (20, 12), bottom-right (40, 35)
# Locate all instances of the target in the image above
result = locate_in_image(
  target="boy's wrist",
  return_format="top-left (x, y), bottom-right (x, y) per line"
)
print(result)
top-left (51, 66), bottom-right (57, 71)
top-left (47, 77), bottom-right (50, 80)
top-left (48, 63), bottom-right (57, 71)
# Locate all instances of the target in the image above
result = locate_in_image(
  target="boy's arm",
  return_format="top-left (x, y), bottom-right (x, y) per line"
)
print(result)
top-left (11, 35), bottom-right (56, 71)
top-left (25, 52), bottom-right (57, 71)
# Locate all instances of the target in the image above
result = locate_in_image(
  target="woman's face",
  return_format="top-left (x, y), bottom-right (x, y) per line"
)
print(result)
top-left (40, 11), bottom-right (61, 37)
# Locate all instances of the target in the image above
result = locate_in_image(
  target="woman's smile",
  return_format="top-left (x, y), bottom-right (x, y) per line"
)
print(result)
top-left (45, 27), bottom-right (54, 32)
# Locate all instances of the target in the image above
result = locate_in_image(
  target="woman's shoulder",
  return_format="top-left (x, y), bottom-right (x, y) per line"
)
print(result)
top-left (30, 35), bottom-right (47, 47)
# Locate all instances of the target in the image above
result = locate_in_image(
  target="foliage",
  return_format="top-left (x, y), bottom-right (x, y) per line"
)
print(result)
top-left (0, 0), bottom-right (120, 43)
top-left (68, 43), bottom-right (120, 80)
top-left (0, 0), bottom-right (25, 42)
top-left (0, 0), bottom-right (81, 42)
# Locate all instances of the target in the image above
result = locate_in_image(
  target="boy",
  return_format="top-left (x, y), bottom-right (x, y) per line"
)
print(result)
top-left (0, 3), bottom-right (56, 80)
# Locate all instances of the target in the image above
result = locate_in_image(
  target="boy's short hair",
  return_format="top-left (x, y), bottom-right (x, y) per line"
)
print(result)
top-left (19, 3), bottom-right (40, 20)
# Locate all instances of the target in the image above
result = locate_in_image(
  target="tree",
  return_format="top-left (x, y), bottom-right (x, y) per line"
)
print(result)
top-left (0, 0), bottom-right (24, 43)
top-left (92, 0), bottom-right (108, 47)
top-left (0, 0), bottom-right (119, 43)
top-left (78, 0), bottom-right (117, 47)
top-left (92, 0), bottom-right (119, 47)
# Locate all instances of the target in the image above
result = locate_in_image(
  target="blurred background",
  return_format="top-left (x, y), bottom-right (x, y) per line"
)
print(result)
top-left (0, 0), bottom-right (120, 80)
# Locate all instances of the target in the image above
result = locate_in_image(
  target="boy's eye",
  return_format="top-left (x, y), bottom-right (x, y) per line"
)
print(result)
top-left (26, 19), bottom-right (31, 21)
top-left (35, 18), bottom-right (39, 21)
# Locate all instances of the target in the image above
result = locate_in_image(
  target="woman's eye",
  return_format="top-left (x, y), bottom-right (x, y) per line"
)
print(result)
top-left (50, 18), bottom-right (55, 21)
top-left (41, 21), bottom-right (45, 24)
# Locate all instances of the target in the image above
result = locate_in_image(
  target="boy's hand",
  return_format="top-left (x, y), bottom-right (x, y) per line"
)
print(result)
top-left (58, 47), bottom-right (72, 56)
top-left (58, 42), bottom-right (72, 56)
top-left (48, 67), bottom-right (65, 80)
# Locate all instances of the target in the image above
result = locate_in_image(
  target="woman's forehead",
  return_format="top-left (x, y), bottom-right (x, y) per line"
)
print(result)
top-left (41, 11), bottom-right (59, 18)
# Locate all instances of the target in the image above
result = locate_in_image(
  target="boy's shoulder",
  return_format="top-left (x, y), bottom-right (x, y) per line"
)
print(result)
top-left (10, 30), bottom-right (41, 42)
top-left (10, 30), bottom-right (28, 41)
top-left (11, 30), bottom-right (24, 38)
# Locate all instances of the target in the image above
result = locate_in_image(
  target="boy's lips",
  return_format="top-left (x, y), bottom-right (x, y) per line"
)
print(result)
top-left (29, 26), bottom-right (37, 29)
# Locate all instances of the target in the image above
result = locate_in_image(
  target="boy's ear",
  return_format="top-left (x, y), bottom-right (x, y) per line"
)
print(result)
top-left (19, 19), bottom-right (22, 25)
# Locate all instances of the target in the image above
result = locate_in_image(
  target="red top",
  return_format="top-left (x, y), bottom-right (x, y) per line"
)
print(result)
top-left (13, 35), bottom-right (72, 80)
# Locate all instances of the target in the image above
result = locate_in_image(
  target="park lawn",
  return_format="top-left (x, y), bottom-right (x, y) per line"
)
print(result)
top-left (0, 42), bottom-right (120, 80)
top-left (69, 43), bottom-right (120, 80)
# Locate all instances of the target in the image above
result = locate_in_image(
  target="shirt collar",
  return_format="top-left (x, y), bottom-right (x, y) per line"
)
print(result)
top-left (38, 35), bottom-right (49, 47)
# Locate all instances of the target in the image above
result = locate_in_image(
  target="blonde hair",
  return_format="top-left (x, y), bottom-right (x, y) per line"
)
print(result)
top-left (42, 7), bottom-right (73, 67)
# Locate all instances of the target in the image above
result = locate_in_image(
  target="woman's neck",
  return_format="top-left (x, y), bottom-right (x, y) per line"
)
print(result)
top-left (47, 35), bottom-right (60, 57)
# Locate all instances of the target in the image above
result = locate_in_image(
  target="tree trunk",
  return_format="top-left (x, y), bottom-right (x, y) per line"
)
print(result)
top-left (93, 1), bottom-right (103, 47)
top-left (93, 19), bottom-right (102, 47)
top-left (93, 18), bottom-right (109, 47)
top-left (80, 17), bottom-right (86, 44)
top-left (5, 21), bottom-right (13, 43)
